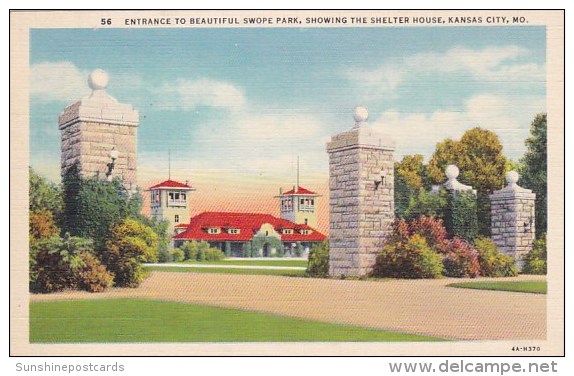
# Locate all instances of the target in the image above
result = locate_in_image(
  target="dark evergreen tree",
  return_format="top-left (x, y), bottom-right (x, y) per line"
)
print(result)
top-left (519, 113), bottom-right (547, 238)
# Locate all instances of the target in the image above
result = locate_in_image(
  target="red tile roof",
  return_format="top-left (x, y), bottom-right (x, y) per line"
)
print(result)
top-left (149, 179), bottom-right (193, 190)
top-left (280, 186), bottom-right (318, 195)
top-left (173, 211), bottom-right (326, 242)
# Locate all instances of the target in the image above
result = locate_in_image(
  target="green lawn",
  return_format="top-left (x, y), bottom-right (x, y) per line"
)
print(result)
top-left (181, 259), bottom-right (308, 267)
top-left (447, 280), bottom-right (547, 294)
top-left (146, 266), bottom-right (306, 277)
top-left (30, 299), bottom-right (444, 342)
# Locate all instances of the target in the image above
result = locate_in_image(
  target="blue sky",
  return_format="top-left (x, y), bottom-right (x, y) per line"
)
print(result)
top-left (30, 26), bottom-right (546, 187)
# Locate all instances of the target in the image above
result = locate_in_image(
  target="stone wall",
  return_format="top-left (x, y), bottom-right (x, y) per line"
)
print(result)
top-left (490, 171), bottom-right (536, 270)
top-left (327, 110), bottom-right (395, 277)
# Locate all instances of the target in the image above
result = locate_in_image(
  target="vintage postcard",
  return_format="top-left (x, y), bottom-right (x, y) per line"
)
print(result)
top-left (10, 10), bottom-right (564, 356)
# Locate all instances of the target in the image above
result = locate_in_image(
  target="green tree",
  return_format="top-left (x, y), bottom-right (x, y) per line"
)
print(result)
top-left (394, 155), bottom-right (429, 218)
top-left (102, 218), bottom-right (159, 288)
top-left (29, 168), bottom-right (63, 241)
top-left (519, 113), bottom-right (547, 238)
top-left (140, 217), bottom-right (170, 262)
top-left (403, 188), bottom-right (448, 222)
top-left (427, 128), bottom-right (507, 236)
top-left (61, 163), bottom-right (142, 248)
top-left (29, 209), bottom-right (60, 241)
top-left (29, 167), bottom-right (63, 221)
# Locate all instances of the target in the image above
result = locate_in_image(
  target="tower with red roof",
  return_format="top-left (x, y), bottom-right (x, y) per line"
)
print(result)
top-left (148, 179), bottom-right (195, 235)
top-left (276, 185), bottom-right (320, 230)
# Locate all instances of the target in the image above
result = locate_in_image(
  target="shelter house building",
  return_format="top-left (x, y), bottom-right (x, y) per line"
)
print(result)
top-left (148, 179), bottom-right (326, 257)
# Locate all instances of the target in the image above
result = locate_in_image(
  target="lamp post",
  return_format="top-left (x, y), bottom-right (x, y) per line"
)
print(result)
top-left (106, 148), bottom-right (119, 180)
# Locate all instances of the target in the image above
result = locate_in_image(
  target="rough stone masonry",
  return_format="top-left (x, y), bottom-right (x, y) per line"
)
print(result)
top-left (59, 69), bottom-right (139, 191)
top-left (326, 107), bottom-right (395, 277)
top-left (490, 171), bottom-right (536, 271)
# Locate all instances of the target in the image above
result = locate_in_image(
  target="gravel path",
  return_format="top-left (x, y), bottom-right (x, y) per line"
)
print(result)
top-left (31, 272), bottom-right (546, 340)
top-left (145, 263), bottom-right (306, 270)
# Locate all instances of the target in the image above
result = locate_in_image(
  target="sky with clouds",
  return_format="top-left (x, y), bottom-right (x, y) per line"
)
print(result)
top-left (29, 26), bottom-right (546, 230)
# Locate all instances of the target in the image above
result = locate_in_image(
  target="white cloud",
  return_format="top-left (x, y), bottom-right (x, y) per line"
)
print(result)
top-left (234, 110), bottom-right (323, 141)
top-left (30, 62), bottom-right (89, 102)
top-left (347, 46), bottom-right (545, 99)
top-left (409, 46), bottom-right (545, 82)
top-left (175, 106), bottom-right (328, 180)
top-left (370, 93), bottom-right (545, 161)
top-left (155, 78), bottom-right (246, 111)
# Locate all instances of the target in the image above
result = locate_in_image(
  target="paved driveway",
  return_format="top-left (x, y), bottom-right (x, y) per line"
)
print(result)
top-left (31, 272), bottom-right (546, 340)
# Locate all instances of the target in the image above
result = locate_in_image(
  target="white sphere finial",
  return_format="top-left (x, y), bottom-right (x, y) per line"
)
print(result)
top-left (445, 165), bottom-right (459, 179)
top-left (506, 170), bottom-right (519, 185)
top-left (353, 106), bottom-right (369, 125)
top-left (88, 69), bottom-right (109, 90)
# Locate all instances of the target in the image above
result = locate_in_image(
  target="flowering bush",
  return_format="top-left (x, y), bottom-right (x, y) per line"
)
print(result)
top-left (375, 215), bottom-right (520, 279)
top-left (409, 216), bottom-right (449, 248)
top-left (438, 237), bottom-right (480, 278)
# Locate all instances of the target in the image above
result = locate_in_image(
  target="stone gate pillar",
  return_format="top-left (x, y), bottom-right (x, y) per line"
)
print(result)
top-left (59, 69), bottom-right (139, 191)
top-left (490, 171), bottom-right (536, 270)
top-left (326, 107), bottom-right (395, 277)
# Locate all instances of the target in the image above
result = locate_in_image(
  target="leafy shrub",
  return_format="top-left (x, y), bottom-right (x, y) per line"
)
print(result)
top-left (179, 241), bottom-right (225, 261)
top-left (197, 246), bottom-right (206, 261)
top-left (75, 251), bottom-right (113, 293)
top-left (157, 247), bottom-right (172, 263)
top-left (522, 235), bottom-right (547, 275)
top-left (306, 240), bottom-right (329, 277)
top-left (373, 234), bottom-right (444, 279)
top-left (180, 241), bottom-right (199, 261)
top-left (438, 237), bottom-right (480, 278)
top-left (29, 235), bottom-right (93, 293)
top-left (102, 218), bottom-right (159, 288)
top-left (170, 248), bottom-right (185, 262)
top-left (204, 248), bottom-right (225, 261)
top-left (474, 237), bottom-right (518, 277)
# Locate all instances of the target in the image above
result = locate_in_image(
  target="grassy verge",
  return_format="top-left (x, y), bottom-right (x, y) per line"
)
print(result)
top-left (30, 299), bottom-right (444, 342)
top-left (447, 280), bottom-right (547, 294)
top-left (146, 265), bottom-right (306, 277)
top-left (180, 259), bottom-right (308, 267)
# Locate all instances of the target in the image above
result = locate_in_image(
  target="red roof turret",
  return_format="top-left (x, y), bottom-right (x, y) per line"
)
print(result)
top-left (149, 179), bottom-right (194, 190)
top-left (279, 186), bottom-right (319, 196)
